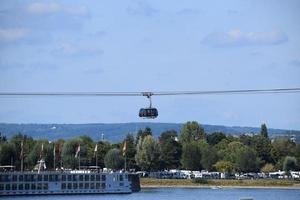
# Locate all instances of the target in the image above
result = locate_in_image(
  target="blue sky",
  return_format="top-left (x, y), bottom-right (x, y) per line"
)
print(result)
top-left (0, 0), bottom-right (300, 130)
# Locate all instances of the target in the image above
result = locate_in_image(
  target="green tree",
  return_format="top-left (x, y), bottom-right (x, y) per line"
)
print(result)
top-left (180, 121), bottom-right (205, 143)
top-left (181, 141), bottom-right (202, 170)
top-left (62, 138), bottom-right (87, 169)
top-left (135, 135), bottom-right (160, 171)
top-left (271, 138), bottom-right (296, 169)
top-left (94, 141), bottom-right (111, 168)
top-left (207, 132), bottom-right (227, 146)
top-left (283, 156), bottom-right (297, 172)
top-left (235, 146), bottom-right (260, 172)
top-left (261, 163), bottom-right (275, 173)
top-left (122, 133), bottom-right (137, 169)
top-left (159, 130), bottom-right (182, 169)
top-left (214, 160), bottom-right (235, 173)
top-left (260, 123), bottom-right (268, 138)
top-left (104, 148), bottom-right (124, 170)
top-left (0, 142), bottom-right (16, 166)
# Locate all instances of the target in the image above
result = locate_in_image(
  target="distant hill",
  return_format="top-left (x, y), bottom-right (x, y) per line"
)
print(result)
top-left (0, 123), bottom-right (299, 143)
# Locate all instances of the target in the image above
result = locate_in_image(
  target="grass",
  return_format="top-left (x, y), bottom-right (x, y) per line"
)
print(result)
top-left (141, 178), bottom-right (300, 188)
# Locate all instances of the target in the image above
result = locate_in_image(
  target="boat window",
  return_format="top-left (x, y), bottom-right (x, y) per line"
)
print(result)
top-left (96, 183), bottom-right (100, 189)
top-left (43, 183), bottom-right (48, 190)
top-left (25, 184), bottom-right (30, 190)
top-left (12, 184), bottom-right (17, 190)
top-left (5, 184), bottom-right (10, 190)
top-left (18, 184), bottom-right (23, 190)
top-left (19, 175), bottom-right (23, 181)
top-left (101, 183), bottom-right (106, 189)
top-left (25, 175), bottom-right (30, 182)
top-left (38, 175), bottom-right (42, 181)
top-left (79, 183), bottom-right (83, 189)
top-left (68, 175), bottom-right (72, 181)
top-left (0, 184), bottom-right (4, 190)
top-left (55, 175), bottom-right (59, 181)
top-left (73, 183), bottom-right (78, 189)
top-left (85, 175), bottom-right (89, 181)
top-left (84, 183), bottom-right (89, 189)
top-left (13, 175), bottom-right (17, 182)
top-left (61, 183), bottom-right (66, 190)
top-left (62, 175), bottom-right (66, 181)
top-left (119, 183), bottom-right (124, 186)
top-left (119, 175), bottom-right (123, 181)
top-left (79, 175), bottom-right (83, 181)
top-left (102, 175), bottom-right (106, 181)
top-left (72, 175), bottom-right (77, 181)
top-left (37, 183), bottom-right (42, 190)
top-left (90, 183), bottom-right (95, 189)
top-left (91, 175), bottom-right (95, 181)
top-left (96, 175), bottom-right (100, 181)
top-left (44, 175), bottom-right (48, 181)
top-left (31, 183), bottom-right (36, 190)
top-left (67, 183), bottom-right (72, 189)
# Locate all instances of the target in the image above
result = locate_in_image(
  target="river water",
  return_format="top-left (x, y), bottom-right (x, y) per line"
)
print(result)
top-left (2, 187), bottom-right (300, 200)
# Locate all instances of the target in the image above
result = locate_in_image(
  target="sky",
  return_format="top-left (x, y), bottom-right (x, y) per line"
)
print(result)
top-left (0, 0), bottom-right (300, 130)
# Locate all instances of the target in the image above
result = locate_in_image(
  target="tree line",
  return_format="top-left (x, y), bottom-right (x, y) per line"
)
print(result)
top-left (0, 121), bottom-right (300, 173)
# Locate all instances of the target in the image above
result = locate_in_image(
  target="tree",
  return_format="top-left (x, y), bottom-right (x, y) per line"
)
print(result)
top-left (94, 141), bottom-right (111, 168)
top-left (180, 121), bottom-right (205, 143)
top-left (104, 148), bottom-right (124, 170)
top-left (159, 130), bottom-right (182, 169)
top-left (122, 133), bottom-right (137, 169)
top-left (62, 138), bottom-right (87, 169)
top-left (0, 142), bottom-right (16, 166)
top-left (261, 163), bottom-right (275, 173)
top-left (207, 132), bottom-right (226, 146)
top-left (271, 138), bottom-right (296, 169)
top-left (283, 156), bottom-right (297, 172)
top-left (235, 146), bottom-right (260, 173)
top-left (135, 135), bottom-right (160, 171)
top-left (260, 123), bottom-right (268, 138)
top-left (181, 141), bottom-right (202, 170)
top-left (214, 160), bottom-right (235, 173)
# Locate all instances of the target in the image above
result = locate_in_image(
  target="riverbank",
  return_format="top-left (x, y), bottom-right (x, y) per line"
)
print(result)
top-left (141, 178), bottom-right (300, 189)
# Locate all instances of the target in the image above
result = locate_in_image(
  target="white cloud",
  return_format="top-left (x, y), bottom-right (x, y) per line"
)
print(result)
top-left (51, 43), bottom-right (103, 57)
top-left (26, 2), bottom-right (88, 16)
top-left (202, 30), bottom-right (288, 47)
top-left (0, 28), bottom-right (28, 42)
top-left (127, 1), bottom-right (158, 17)
top-left (27, 2), bottom-right (61, 14)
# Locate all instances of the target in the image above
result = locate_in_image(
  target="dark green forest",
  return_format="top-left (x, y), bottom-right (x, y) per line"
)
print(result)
top-left (0, 121), bottom-right (300, 173)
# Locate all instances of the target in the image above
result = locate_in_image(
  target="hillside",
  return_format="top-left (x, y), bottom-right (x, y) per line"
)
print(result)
top-left (0, 123), bottom-right (299, 143)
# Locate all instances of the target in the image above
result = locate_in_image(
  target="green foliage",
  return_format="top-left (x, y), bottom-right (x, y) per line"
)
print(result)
top-left (104, 148), bottom-right (124, 170)
top-left (283, 156), bottom-right (297, 172)
top-left (159, 130), bottom-right (181, 169)
top-left (235, 146), bottom-right (260, 172)
top-left (0, 142), bottom-right (16, 165)
top-left (271, 139), bottom-right (296, 166)
top-left (214, 160), bottom-right (235, 173)
top-left (260, 123), bottom-right (268, 138)
top-left (180, 121), bottom-right (205, 143)
top-left (207, 132), bottom-right (227, 146)
top-left (94, 141), bottom-right (112, 168)
top-left (122, 133), bottom-right (137, 169)
top-left (135, 135), bottom-right (160, 171)
top-left (181, 141), bottom-right (202, 170)
top-left (261, 163), bottom-right (275, 173)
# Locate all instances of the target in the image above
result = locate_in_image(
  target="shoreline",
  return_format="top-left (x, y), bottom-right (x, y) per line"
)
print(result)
top-left (141, 185), bottom-right (300, 190)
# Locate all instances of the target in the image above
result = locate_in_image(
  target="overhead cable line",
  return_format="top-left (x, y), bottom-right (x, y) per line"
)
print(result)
top-left (0, 87), bottom-right (300, 97)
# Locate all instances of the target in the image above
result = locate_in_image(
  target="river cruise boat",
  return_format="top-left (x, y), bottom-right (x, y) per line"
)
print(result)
top-left (0, 169), bottom-right (140, 196)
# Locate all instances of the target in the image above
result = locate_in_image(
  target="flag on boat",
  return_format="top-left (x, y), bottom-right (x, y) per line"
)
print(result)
top-left (75, 143), bottom-right (80, 158)
top-left (122, 141), bottom-right (127, 156)
top-left (93, 144), bottom-right (98, 157)
top-left (53, 144), bottom-right (56, 160)
top-left (20, 140), bottom-right (24, 160)
top-left (40, 143), bottom-right (44, 159)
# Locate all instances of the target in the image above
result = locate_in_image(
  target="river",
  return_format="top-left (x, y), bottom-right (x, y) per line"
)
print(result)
top-left (2, 187), bottom-right (300, 200)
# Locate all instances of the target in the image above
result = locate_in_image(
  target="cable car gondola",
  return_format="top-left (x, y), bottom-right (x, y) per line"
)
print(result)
top-left (139, 92), bottom-right (158, 119)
